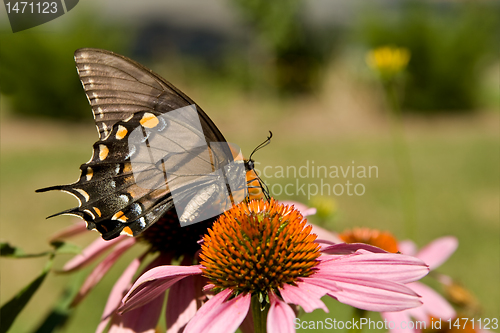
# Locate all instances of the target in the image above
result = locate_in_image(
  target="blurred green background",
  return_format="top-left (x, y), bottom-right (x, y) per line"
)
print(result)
top-left (1, 0), bottom-right (498, 332)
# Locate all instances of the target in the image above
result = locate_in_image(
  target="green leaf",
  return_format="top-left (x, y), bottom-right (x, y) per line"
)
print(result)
top-left (50, 241), bottom-right (82, 255)
top-left (0, 242), bottom-right (25, 257)
top-left (31, 310), bottom-right (70, 333)
top-left (0, 242), bottom-right (50, 258)
top-left (31, 272), bottom-right (84, 333)
top-left (0, 256), bottom-right (54, 333)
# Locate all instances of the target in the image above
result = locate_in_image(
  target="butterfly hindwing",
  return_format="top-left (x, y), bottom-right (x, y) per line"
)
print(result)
top-left (37, 112), bottom-right (171, 239)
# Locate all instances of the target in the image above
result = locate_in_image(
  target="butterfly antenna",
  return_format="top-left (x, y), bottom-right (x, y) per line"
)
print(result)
top-left (249, 131), bottom-right (273, 161)
top-left (246, 131), bottom-right (273, 201)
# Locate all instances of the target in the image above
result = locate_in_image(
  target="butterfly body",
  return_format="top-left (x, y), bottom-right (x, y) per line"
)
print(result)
top-left (37, 48), bottom-right (267, 240)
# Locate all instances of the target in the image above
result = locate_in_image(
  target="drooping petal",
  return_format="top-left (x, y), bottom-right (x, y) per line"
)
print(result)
top-left (61, 235), bottom-right (129, 272)
top-left (406, 282), bottom-right (455, 322)
top-left (280, 282), bottom-right (329, 313)
top-left (100, 254), bottom-right (173, 333)
top-left (318, 250), bottom-right (429, 284)
top-left (309, 224), bottom-right (343, 245)
top-left (280, 201), bottom-right (317, 217)
top-left (398, 240), bottom-right (417, 256)
top-left (326, 276), bottom-right (423, 312)
top-left (96, 255), bottom-right (144, 333)
top-left (184, 289), bottom-right (251, 333)
top-left (415, 236), bottom-right (458, 271)
top-left (166, 275), bottom-right (198, 333)
top-left (381, 311), bottom-right (414, 333)
top-left (72, 238), bottom-right (136, 306)
top-left (267, 292), bottom-right (297, 333)
top-left (322, 243), bottom-right (388, 255)
top-left (119, 265), bottom-right (203, 313)
top-left (49, 221), bottom-right (88, 241)
top-left (301, 276), bottom-right (341, 294)
top-left (108, 292), bottom-right (165, 333)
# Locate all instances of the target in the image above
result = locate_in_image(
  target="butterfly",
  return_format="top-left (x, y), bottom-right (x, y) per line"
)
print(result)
top-left (37, 48), bottom-right (270, 241)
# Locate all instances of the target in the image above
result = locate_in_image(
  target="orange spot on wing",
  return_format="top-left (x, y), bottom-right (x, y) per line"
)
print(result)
top-left (122, 226), bottom-right (133, 236)
top-left (140, 113), bottom-right (159, 128)
top-left (116, 125), bottom-right (128, 140)
top-left (99, 145), bottom-right (109, 160)
top-left (112, 211), bottom-right (128, 222)
top-left (86, 167), bottom-right (93, 181)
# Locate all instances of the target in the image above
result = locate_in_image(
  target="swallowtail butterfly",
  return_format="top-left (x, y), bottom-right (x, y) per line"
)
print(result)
top-left (37, 48), bottom-right (270, 241)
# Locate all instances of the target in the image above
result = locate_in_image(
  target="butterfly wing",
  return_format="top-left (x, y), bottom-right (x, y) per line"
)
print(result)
top-left (73, 48), bottom-right (225, 143)
top-left (36, 48), bottom-right (237, 240)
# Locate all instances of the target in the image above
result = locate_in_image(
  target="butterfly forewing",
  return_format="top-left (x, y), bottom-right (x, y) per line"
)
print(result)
top-left (74, 49), bottom-right (226, 144)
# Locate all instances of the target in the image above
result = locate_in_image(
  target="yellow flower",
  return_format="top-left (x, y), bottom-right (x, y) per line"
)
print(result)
top-left (366, 46), bottom-right (411, 78)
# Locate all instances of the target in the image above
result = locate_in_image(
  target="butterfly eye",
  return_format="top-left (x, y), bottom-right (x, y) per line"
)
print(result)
top-left (246, 160), bottom-right (255, 171)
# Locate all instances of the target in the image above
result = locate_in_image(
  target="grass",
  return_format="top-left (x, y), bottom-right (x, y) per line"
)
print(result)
top-left (1, 87), bottom-right (498, 332)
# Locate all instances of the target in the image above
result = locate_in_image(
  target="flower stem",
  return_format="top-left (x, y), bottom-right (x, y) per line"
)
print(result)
top-left (349, 308), bottom-right (367, 333)
top-left (384, 79), bottom-right (417, 241)
top-left (251, 294), bottom-right (269, 333)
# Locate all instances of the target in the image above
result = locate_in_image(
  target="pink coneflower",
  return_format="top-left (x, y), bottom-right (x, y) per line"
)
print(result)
top-left (273, 202), bottom-right (460, 333)
top-left (119, 199), bottom-right (429, 333)
top-left (50, 147), bottom-right (267, 332)
top-left (381, 236), bottom-right (458, 333)
top-left (336, 228), bottom-right (458, 333)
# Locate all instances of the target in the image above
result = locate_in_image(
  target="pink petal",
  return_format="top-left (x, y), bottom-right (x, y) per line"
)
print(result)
top-left (280, 282), bottom-right (329, 313)
top-left (398, 240), bottom-right (417, 256)
top-left (322, 243), bottom-right (388, 255)
top-left (106, 315), bottom-right (123, 333)
top-left (314, 239), bottom-right (337, 249)
top-left (415, 237), bottom-right (458, 270)
top-left (309, 223), bottom-right (343, 244)
top-left (184, 289), bottom-right (251, 333)
top-left (267, 292), bottom-right (296, 333)
top-left (381, 311), bottom-right (414, 333)
top-left (203, 284), bottom-right (216, 292)
top-left (280, 201), bottom-right (317, 216)
top-left (100, 254), bottom-right (172, 332)
top-left (72, 238), bottom-right (136, 306)
top-left (407, 282), bottom-right (455, 321)
top-left (326, 276), bottom-right (422, 312)
top-left (301, 276), bottom-right (341, 294)
top-left (318, 251), bottom-right (429, 283)
top-left (49, 221), bottom-right (88, 241)
top-left (109, 292), bottom-right (165, 333)
top-left (120, 265), bottom-right (203, 313)
top-left (96, 255), bottom-right (144, 333)
top-left (61, 235), bottom-right (129, 272)
top-left (166, 275), bottom-right (199, 333)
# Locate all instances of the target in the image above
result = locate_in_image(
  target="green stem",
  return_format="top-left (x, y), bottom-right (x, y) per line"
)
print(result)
top-left (384, 79), bottom-right (417, 241)
top-left (349, 308), bottom-right (367, 333)
top-left (251, 294), bottom-right (269, 333)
